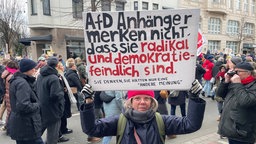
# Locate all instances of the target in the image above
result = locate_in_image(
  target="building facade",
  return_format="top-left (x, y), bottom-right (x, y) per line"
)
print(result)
top-left (179, 0), bottom-right (256, 55)
top-left (24, 0), bottom-right (174, 61)
top-left (24, 0), bottom-right (256, 61)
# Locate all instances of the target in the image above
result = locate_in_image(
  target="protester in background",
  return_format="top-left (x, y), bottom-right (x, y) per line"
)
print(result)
top-left (0, 60), bottom-right (19, 132)
top-left (9, 59), bottom-right (44, 144)
top-left (202, 54), bottom-right (214, 98)
top-left (75, 57), bottom-right (87, 86)
top-left (168, 91), bottom-right (187, 117)
top-left (58, 55), bottom-right (66, 70)
top-left (80, 80), bottom-right (205, 144)
top-left (65, 58), bottom-right (83, 111)
top-left (226, 56), bottom-right (242, 71)
top-left (195, 61), bottom-right (206, 85)
top-left (37, 57), bottom-right (67, 144)
top-left (217, 62), bottom-right (256, 143)
top-left (154, 90), bottom-right (168, 115)
top-left (56, 62), bottom-right (73, 141)
top-left (35, 57), bottom-right (47, 78)
top-left (0, 59), bottom-right (11, 126)
top-left (214, 65), bottom-right (226, 122)
top-left (101, 91), bottom-right (125, 144)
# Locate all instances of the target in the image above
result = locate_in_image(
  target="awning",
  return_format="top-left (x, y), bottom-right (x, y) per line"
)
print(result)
top-left (115, 0), bottom-right (127, 3)
top-left (65, 35), bottom-right (84, 41)
top-left (19, 35), bottom-right (52, 46)
top-left (243, 43), bottom-right (256, 49)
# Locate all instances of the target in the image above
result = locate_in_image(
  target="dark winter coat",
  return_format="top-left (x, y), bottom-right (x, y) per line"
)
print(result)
top-left (217, 81), bottom-right (256, 143)
top-left (9, 72), bottom-right (42, 140)
top-left (168, 91), bottom-right (187, 106)
top-left (65, 69), bottom-right (83, 92)
top-left (212, 61), bottom-right (223, 78)
top-left (195, 63), bottom-right (206, 81)
top-left (80, 98), bottom-right (206, 144)
top-left (59, 75), bottom-right (71, 118)
top-left (36, 65), bottom-right (65, 127)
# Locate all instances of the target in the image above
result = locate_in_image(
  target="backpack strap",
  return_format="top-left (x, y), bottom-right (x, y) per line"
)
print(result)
top-left (116, 113), bottom-right (165, 144)
top-left (117, 113), bottom-right (127, 144)
top-left (155, 112), bottom-right (165, 144)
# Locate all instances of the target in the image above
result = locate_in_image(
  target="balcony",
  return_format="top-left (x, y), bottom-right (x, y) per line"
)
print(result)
top-left (207, 2), bottom-right (228, 15)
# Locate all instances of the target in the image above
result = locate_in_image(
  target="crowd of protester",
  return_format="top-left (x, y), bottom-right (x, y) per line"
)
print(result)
top-left (0, 50), bottom-right (255, 144)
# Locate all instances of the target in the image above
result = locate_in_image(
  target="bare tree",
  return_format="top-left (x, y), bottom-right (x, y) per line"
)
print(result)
top-left (0, 0), bottom-right (27, 56)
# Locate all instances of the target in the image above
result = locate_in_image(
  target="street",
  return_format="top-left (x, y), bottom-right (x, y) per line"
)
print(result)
top-left (0, 97), bottom-right (228, 144)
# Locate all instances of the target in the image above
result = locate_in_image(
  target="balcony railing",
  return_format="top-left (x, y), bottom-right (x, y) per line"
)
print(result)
top-left (207, 2), bottom-right (228, 15)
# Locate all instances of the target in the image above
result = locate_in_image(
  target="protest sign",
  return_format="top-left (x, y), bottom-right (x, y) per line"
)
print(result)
top-left (83, 9), bottom-right (200, 91)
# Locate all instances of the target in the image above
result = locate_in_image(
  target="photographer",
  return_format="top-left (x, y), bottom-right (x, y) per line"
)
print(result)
top-left (217, 62), bottom-right (256, 144)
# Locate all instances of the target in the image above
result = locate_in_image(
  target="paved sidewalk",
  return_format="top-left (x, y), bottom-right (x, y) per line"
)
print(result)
top-left (181, 133), bottom-right (228, 144)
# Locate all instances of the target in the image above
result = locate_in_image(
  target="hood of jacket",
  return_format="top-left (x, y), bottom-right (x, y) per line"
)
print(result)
top-left (65, 68), bottom-right (77, 77)
top-left (9, 71), bottom-right (36, 84)
top-left (40, 65), bottom-right (58, 76)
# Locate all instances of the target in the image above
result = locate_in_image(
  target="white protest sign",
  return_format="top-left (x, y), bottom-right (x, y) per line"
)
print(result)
top-left (83, 9), bottom-right (200, 91)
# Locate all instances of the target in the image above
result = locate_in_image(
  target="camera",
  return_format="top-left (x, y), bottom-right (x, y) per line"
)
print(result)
top-left (227, 71), bottom-right (237, 77)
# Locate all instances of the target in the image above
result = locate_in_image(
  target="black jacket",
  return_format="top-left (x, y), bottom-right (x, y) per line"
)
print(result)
top-left (217, 81), bottom-right (256, 143)
top-left (37, 65), bottom-right (64, 127)
top-left (195, 63), bottom-right (206, 81)
top-left (65, 69), bottom-right (83, 92)
top-left (212, 61), bottom-right (223, 78)
top-left (9, 72), bottom-right (42, 140)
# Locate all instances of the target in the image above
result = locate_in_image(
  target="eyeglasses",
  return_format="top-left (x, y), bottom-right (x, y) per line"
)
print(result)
top-left (133, 97), bottom-right (152, 102)
top-left (235, 70), bottom-right (250, 73)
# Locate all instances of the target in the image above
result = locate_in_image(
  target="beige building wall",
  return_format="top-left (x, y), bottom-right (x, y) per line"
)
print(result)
top-left (179, 0), bottom-right (256, 54)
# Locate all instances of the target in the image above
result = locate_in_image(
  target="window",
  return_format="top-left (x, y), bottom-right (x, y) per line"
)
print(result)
top-left (153, 3), bottom-right (158, 10)
top-left (208, 18), bottom-right (221, 34)
top-left (67, 41), bottom-right (85, 59)
top-left (227, 20), bottom-right (239, 35)
top-left (43, 0), bottom-right (51, 15)
top-left (236, 0), bottom-right (241, 10)
top-left (244, 23), bottom-right (254, 36)
top-left (31, 0), bottom-right (37, 15)
top-left (228, 0), bottom-right (233, 9)
top-left (101, 0), bottom-right (111, 11)
top-left (208, 41), bottom-right (220, 53)
top-left (213, 0), bottom-right (220, 3)
top-left (226, 41), bottom-right (238, 54)
top-left (142, 2), bottom-right (148, 10)
top-left (134, 1), bottom-right (138, 10)
top-left (252, 0), bottom-right (255, 15)
top-left (72, 0), bottom-right (83, 18)
top-left (244, 0), bottom-right (249, 12)
top-left (116, 1), bottom-right (125, 11)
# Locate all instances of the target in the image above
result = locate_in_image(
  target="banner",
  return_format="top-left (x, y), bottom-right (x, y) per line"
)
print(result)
top-left (83, 9), bottom-right (200, 91)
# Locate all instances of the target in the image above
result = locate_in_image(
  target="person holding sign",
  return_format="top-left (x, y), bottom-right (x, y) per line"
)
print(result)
top-left (80, 80), bottom-right (205, 144)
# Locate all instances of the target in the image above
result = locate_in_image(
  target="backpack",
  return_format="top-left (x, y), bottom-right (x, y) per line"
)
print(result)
top-left (116, 112), bottom-right (165, 144)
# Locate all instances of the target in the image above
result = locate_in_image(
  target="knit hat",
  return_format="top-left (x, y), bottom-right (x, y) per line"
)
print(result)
top-left (38, 56), bottom-right (46, 61)
top-left (127, 90), bottom-right (155, 99)
top-left (206, 55), bottom-right (214, 60)
top-left (231, 57), bottom-right (242, 65)
top-left (19, 59), bottom-right (37, 73)
top-left (236, 62), bottom-right (254, 71)
top-left (47, 57), bottom-right (58, 67)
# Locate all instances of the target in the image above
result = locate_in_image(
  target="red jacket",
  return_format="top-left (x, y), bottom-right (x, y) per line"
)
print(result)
top-left (202, 60), bottom-right (214, 80)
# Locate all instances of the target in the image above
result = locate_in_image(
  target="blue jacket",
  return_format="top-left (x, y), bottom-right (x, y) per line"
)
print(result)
top-left (80, 98), bottom-right (205, 144)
